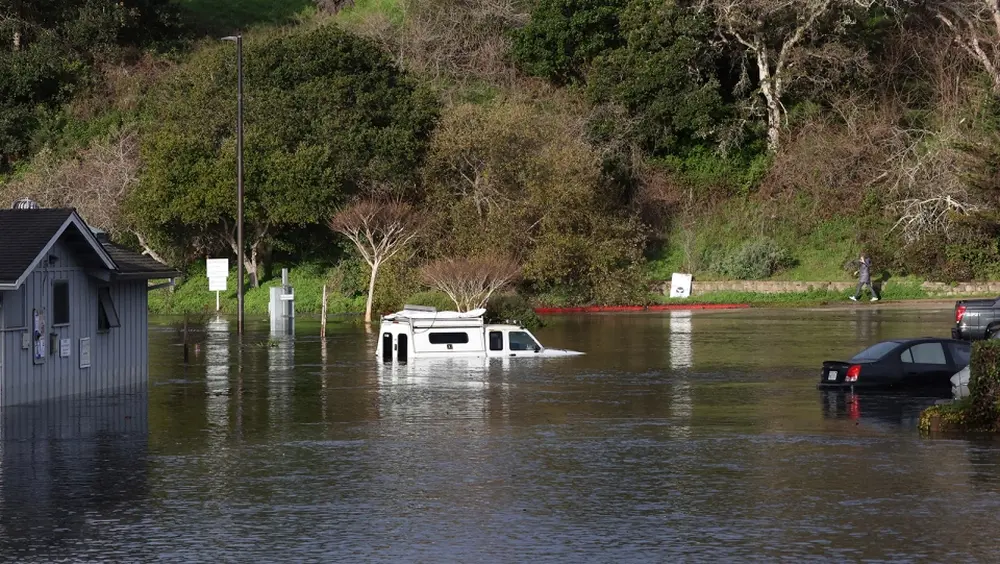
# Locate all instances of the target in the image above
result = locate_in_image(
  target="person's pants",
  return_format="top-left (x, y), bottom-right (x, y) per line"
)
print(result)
top-left (854, 280), bottom-right (878, 299)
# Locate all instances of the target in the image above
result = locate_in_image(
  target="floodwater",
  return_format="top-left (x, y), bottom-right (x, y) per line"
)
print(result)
top-left (2, 306), bottom-right (1000, 562)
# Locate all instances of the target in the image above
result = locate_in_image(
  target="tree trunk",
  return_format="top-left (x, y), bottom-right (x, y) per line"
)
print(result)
top-left (365, 260), bottom-right (380, 325)
top-left (226, 228), bottom-right (263, 288)
top-left (764, 94), bottom-right (782, 152)
top-left (756, 52), bottom-right (783, 153)
top-left (246, 242), bottom-right (261, 288)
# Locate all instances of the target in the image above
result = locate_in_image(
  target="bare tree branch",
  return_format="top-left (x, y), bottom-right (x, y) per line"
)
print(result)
top-left (420, 255), bottom-right (521, 312)
top-left (711, 0), bottom-right (889, 151)
top-left (330, 199), bottom-right (424, 323)
top-left (928, 0), bottom-right (1000, 92)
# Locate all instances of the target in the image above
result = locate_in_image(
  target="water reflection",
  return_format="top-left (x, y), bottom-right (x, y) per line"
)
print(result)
top-left (206, 316), bottom-right (230, 443)
top-left (376, 357), bottom-right (513, 423)
top-left (669, 310), bottom-right (693, 370)
top-left (268, 335), bottom-right (295, 424)
top-left (819, 389), bottom-right (945, 430)
top-left (669, 312), bottom-right (693, 439)
top-left (0, 392), bottom-right (149, 560)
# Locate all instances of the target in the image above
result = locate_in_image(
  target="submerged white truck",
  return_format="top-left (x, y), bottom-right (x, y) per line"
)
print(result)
top-left (376, 305), bottom-right (583, 363)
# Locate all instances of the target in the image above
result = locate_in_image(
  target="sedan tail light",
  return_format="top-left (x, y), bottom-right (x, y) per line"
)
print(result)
top-left (956, 305), bottom-right (966, 323)
top-left (846, 365), bottom-right (861, 382)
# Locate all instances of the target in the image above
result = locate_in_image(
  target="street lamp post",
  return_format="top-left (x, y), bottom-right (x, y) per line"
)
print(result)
top-left (222, 34), bottom-right (245, 336)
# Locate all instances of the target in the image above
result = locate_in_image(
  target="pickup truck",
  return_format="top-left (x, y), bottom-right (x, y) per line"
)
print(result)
top-left (952, 297), bottom-right (1000, 340)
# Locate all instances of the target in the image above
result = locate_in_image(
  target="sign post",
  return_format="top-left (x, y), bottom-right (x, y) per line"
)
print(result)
top-left (206, 258), bottom-right (230, 311)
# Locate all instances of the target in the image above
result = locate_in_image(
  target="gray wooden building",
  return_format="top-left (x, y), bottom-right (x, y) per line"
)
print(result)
top-left (0, 206), bottom-right (179, 406)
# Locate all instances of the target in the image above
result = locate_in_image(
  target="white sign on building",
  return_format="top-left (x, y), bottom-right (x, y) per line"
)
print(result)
top-left (670, 273), bottom-right (693, 299)
top-left (79, 338), bottom-right (91, 369)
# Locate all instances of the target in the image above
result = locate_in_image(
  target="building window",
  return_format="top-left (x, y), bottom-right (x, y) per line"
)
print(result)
top-left (428, 332), bottom-right (470, 345)
top-left (52, 280), bottom-right (70, 326)
top-left (489, 331), bottom-right (504, 351)
top-left (98, 287), bottom-right (120, 331)
top-left (1, 287), bottom-right (26, 329)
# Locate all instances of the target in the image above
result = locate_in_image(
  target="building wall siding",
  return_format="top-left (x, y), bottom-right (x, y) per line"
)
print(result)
top-left (0, 240), bottom-right (149, 406)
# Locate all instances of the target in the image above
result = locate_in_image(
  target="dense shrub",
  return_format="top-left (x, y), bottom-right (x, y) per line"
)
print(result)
top-left (715, 238), bottom-right (794, 280)
top-left (486, 294), bottom-right (543, 328)
top-left (424, 97), bottom-right (648, 306)
top-left (403, 290), bottom-right (456, 312)
top-left (511, 0), bottom-right (627, 83)
top-left (967, 340), bottom-right (1000, 428)
top-left (587, 0), bottom-right (728, 158)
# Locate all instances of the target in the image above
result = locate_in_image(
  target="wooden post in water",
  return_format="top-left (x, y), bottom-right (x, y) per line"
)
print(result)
top-left (321, 284), bottom-right (328, 339)
top-left (182, 314), bottom-right (189, 364)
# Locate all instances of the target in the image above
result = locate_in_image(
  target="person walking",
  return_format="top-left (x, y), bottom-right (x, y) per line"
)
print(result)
top-left (849, 253), bottom-right (879, 302)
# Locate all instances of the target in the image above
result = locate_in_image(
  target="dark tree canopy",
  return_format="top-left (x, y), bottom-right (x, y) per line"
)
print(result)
top-left (129, 24), bottom-right (439, 279)
top-left (587, 0), bottom-right (728, 157)
top-left (511, 0), bottom-right (628, 84)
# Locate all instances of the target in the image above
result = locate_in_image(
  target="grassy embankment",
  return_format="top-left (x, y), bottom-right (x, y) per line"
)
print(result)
top-left (150, 266), bottom-right (965, 316)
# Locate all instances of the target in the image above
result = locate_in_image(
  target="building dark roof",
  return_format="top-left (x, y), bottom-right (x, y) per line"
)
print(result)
top-left (0, 208), bottom-right (77, 284)
top-left (100, 242), bottom-right (181, 280)
top-left (0, 207), bottom-right (178, 287)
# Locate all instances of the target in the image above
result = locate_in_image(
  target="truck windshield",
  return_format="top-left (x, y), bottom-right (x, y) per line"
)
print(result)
top-left (509, 331), bottom-right (539, 351)
top-left (850, 341), bottom-right (899, 362)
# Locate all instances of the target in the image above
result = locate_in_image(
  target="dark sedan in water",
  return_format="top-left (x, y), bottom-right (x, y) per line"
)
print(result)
top-left (818, 338), bottom-right (970, 390)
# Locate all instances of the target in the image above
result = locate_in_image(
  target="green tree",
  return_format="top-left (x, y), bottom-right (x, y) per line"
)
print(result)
top-left (587, 0), bottom-right (727, 157)
top-left (0, 0), bottom-right (181, 169)
top-left (129, 25), bottom-right (439, 284)
top-left (511, 0), bottom-right (627, 84)
top-left (424, 97), bottom-right (647, 305)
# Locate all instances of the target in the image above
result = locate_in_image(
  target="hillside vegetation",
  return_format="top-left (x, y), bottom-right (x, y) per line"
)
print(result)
top-left (3, 0), bottom-right (1000, 311)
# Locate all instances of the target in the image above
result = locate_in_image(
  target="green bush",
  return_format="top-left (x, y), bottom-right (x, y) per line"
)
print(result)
top-left (926, 340), bottom-right (1000, 433)
top-left (486, 294), bottom-right (543, 328)
top-left (969, 340), bottom-right (1000, 427)
top-left (403, 290), bottom-right (455, 312)
top-left (715, 238), bottom-right (794, 280)
top-left (510, 0), bottom-right (627, 84)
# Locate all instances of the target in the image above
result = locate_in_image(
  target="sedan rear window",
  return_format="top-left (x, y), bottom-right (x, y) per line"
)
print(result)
top-left (901, 342), bottom-right (948, 365)
top-left (850, 341), bottom-right (899, 362)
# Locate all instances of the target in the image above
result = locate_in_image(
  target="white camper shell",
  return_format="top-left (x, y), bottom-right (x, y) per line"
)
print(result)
top-left (376, 305), bottom-right (583, 362)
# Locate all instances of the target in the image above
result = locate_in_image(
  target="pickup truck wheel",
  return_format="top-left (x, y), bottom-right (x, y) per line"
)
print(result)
top-left (989, 328), bottom-right (1000, 340)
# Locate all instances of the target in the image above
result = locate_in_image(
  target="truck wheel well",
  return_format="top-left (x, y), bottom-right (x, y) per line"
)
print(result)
top-left (988, 324), bottom-right (1000, 339)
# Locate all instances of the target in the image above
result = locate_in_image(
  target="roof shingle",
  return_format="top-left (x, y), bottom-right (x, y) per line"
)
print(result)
top-left (0, 208), bottom-right (74, 284)
top-left (100, 242), bottom-right (181, 279)
top-left (0, 208), bottom-right (179, 284)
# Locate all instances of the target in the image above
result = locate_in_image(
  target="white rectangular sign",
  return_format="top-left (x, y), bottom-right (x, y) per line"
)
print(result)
top-left (206, 258), bottom-right (229, 279)
top-left (669, 273), bottom-right (693, 299)
top-left (60, 338), bottom-right (71, 358)
top-left (207, 258), bottom-right (229, 292)
top-left (79, 338), bottom-right (91, 369)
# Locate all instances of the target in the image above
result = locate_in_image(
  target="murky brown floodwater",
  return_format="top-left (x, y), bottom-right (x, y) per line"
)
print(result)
top-left (2, 306), bottom-right (999, 562)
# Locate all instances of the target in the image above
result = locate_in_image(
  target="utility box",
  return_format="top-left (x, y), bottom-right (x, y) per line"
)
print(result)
top-left (268, 268), bottom-right (295, 336)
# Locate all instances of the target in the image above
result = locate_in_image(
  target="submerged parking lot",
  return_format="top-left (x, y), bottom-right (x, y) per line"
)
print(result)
top-left (1, 306), bottom-right (998, 562)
